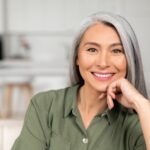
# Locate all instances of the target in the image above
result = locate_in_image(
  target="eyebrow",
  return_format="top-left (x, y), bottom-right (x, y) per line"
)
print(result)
top-left (111, 43), bottom-right (123, 47)
top-left (83, 42), bottom-right (123, 47)
top-left (83, 42), bottom-right (100, 47)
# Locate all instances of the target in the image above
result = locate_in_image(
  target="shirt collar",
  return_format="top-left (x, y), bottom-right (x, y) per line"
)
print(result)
top-left (106, 101), bottom-right (120, 124)
top-left (64, 84), bottom-right (80, 118)
top-left (93, 101), bottom-right (119, 125)
top-left (64, 84), bottom-right (120, 125)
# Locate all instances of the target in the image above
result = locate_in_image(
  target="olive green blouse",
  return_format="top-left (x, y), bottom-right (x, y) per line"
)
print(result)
top-left (12, 84), bottom-right (146, 150)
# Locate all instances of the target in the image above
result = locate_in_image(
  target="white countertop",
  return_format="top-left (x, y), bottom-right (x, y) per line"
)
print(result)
top-left (0, 59), bottom-right (69, 76)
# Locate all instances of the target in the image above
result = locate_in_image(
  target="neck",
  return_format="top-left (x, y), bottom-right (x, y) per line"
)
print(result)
top-left (78, 85), bottom-right (108, 115)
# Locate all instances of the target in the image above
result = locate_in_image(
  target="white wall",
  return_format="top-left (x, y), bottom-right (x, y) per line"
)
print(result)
top-left (0, 0), bottom-right (4, 33)
top-left (120, 0), bottom-right (150, 96)
top-left (6, 0), bottom-right (120, 32)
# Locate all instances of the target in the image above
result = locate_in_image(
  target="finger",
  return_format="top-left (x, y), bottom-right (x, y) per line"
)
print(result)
top-left (107, 85), bottom-right (116, 99)
top-left (108, 79), bottom-right (122, 93)
top-left (98, 93), bottom-right (106, 99)
top-left (109, 91), bottom-right (116, 99)
top-left (107, 94), bottom-right (114, 110)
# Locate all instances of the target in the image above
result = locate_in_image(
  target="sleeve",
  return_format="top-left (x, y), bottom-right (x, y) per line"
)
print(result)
top-left (128, 116), bottom-right (146, 150)
top-left (11, 92), bottom-right (54, 150)
top-left (133, 134), bottom-right (146, 150)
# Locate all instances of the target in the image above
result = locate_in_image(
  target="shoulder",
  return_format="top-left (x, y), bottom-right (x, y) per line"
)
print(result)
top-left (30, 84), bottom-right (78, 111)
top-left (24, 85), bottom-right (76, 127)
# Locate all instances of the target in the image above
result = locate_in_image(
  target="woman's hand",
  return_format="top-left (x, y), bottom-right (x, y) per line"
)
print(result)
top-left (107, 78), bottom-right (150, 149)
top-left (106, 78), bottom-right (145, 111)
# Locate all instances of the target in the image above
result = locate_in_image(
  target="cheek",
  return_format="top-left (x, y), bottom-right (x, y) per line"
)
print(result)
top-left (77, 53), bottom-right (94, 69)
top-left (115, 57), bottom-right (127, 74)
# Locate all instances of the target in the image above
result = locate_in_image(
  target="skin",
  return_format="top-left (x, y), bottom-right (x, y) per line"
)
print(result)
top-left (76, 23), bottom-right (127, 128)
top-left (76, 23), bottom-right (150, 149)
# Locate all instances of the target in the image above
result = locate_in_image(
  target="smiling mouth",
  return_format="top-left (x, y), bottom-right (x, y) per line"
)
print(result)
top-left (92, 72), bottom-right (114, 80)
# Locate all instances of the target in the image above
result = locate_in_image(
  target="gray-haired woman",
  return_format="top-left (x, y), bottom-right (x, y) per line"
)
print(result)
top-left (12, 12), bottom-right (150, 150)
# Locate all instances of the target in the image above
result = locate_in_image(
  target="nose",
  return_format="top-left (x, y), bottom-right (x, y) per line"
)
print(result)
top-left (96, 51), bottom-right (109, 68)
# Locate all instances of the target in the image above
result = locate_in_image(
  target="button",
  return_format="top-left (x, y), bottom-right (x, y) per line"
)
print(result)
top-left (101, 113), bottom-right (106, 117)
top-left (82, 138), bottom-right (88, 144)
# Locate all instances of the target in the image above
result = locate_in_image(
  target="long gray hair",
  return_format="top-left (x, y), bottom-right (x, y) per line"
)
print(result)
top-left (69, 12), bottom-right (148, 98)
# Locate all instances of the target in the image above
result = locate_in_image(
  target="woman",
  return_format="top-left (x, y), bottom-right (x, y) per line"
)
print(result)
top-left (12, 12), bottom-right (150, 150)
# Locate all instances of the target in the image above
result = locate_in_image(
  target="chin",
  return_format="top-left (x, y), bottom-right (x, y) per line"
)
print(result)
top-left (93, 84), bottom-right (108, 93)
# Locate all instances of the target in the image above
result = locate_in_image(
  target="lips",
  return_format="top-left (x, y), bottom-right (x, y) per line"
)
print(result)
top-left (92, 72), bottom-right (114, 81)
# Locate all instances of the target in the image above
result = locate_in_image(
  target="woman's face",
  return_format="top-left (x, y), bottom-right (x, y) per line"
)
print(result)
top-left (77, 23), bottom-right (127, 92)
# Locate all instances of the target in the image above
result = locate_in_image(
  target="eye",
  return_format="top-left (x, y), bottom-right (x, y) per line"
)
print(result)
top-left (112, 49), bottom-right (124, 54)
top-left (87, 48), bottom-right (97, 52)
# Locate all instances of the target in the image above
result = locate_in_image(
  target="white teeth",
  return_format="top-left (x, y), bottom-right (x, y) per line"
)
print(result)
top-left (94, 73), bottom-right (113, 78)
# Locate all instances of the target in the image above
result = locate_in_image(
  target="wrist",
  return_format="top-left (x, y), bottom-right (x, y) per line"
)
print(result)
top-left (133, 95), bottom-right (150, 113)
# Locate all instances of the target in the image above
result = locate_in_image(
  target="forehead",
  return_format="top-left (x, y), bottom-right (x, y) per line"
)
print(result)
top-left (80, 23), bottom-right (122, 44)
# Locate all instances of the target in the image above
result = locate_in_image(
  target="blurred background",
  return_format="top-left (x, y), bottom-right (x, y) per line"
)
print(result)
top-left (0, 0), bottom-right (150, 149)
